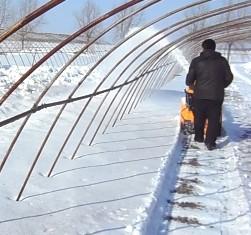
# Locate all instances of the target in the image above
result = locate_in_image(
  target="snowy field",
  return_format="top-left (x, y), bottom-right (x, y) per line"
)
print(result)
top-left (1, 63), bottom-right (251, 234)
top-left (1, 32), bottom-right (251, 234)
top-left (0, 72), bottom-right (183, 235)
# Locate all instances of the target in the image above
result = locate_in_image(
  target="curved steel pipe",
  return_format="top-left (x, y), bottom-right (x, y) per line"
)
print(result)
top-left (2, 14), bottom-right (249, 128)
top-left (43, 6), bottom-right (251, 162)
top-left (0, 0), bottom-right (161, 178)
top-left (88, 61), bottom-right (172, 146)
top-left (0, 1), bottom-right (212, 174)
top-left (79, 58), bottom-right (172, 147)
top-left (113, 19), bottom-right (251, 125)
top-left (0, 0), bottom-right (212, 127)
top-left (0, 0), bottom-right (210, 109)
top-left (18, 22), bottom-right (251, 198)
top-left (0, 0), bottom-right (152, 177)
top-left (39, 0), bottom-right (214, 176)
top-left (118, 58), bottom-right (171, 120)
top-left (104, 18), bottom-right (251, 126)
top-left (0, 0), bottom-right (65, 43)
top-left (0, 0), bottom-right (249, 202)
top-left (132, 59), bottom-right (175, 112)
top-left (0, 0), bottom-right (145, 106)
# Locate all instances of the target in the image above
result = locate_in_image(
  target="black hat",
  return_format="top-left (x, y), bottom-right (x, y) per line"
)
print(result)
top-left (202, 39), bottom-right (216, 50)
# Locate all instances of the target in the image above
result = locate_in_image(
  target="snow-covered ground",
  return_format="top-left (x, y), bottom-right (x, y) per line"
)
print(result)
top-left (0, 27), bottom-right (185, 235)
top-left (0, 75), bottom-right (183, 235)
top-left (140, 64), bottom-right (251, 235)
top-left (1, 62), bottom-right (251, 234)
top-left (1, 30), bottom-right (251, 234)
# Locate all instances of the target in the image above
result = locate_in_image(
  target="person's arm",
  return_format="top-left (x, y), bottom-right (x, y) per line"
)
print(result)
top-left (223, 59), bottom-right (233, 87)
top-left (186, 59), bottom-right (196, 86)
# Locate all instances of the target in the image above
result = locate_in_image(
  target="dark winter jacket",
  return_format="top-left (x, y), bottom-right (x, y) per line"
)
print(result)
top-left (186, 49), bottom-right (233, 101)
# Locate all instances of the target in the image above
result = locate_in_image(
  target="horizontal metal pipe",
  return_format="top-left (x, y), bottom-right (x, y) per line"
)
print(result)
top-left (2, 10), bottom-right (249, 129)
top-left (0, 0), bottom-right (214, 128)
top-left (44, 0), bottom-right (215, 174)
top-left (2, 0), bottom-right (251, 202)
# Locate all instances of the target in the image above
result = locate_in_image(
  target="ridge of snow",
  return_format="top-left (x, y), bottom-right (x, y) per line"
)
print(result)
top-left (131, 121), bottom-right (183, 235)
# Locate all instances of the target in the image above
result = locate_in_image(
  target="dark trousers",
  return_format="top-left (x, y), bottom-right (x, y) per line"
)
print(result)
top-left (193, 99), bottom-right (222, 144)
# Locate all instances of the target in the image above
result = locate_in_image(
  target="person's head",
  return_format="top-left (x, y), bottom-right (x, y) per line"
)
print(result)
top-left (202, 39), bottom-right (216, 50)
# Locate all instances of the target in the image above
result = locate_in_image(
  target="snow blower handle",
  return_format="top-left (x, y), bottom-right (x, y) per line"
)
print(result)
top-left (184, 87), bottom-right (194, 110)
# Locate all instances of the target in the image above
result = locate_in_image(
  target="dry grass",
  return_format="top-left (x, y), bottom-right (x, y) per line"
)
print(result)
top-left (178, 177), bottom-right (200, 184)
top-left (175, 182), bottom-right (194, 194)
top-left (181, 158), bottom-right (201, 166)
top-left (165, 215), bottom-right (201, 225)
top-left (176, 201), bottom-right (203, 209)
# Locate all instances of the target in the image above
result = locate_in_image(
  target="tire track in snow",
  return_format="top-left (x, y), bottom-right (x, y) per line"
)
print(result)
top-left (139, 80), bottom-right (251, 235)
top-left (163, 135), bottom-right (251, 235)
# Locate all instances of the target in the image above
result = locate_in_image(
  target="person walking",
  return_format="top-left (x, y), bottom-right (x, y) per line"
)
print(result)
top-left (186, 39), bottom-right (233, 150)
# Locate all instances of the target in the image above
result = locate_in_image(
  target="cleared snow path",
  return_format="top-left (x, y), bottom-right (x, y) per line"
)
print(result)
top-left (149, 69), bottom-right (251, 235)
top-left (162, 135), bottom-right (251, 235)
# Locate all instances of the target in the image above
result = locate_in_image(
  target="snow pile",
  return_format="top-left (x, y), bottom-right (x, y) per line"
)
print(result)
top-left (0, 65), bottom-right (100, 96)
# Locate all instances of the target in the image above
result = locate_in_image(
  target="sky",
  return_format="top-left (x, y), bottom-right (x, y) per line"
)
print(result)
top-left (11, 0), bottom-right (247, 35)
top-left (36, 0), bottom-right (197, 34)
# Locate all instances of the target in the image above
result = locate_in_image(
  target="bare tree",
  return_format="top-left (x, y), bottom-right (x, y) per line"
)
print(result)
top-left (185, 4), bottom-right (209, 34)
top-left (184, 1), bottom-right (248, 63)
top-left (183, 4), bottom-right (209, 61)
top-left (17, 0), bottom-right (44, 49)
top-left (74, 0), bottom-right (102, 44)
top-left (0, 0), bottom-right (11, 28)
top-left (220, 0), bottom-right (247, 62)
top-left (113, 1), bottom-right (144, 41)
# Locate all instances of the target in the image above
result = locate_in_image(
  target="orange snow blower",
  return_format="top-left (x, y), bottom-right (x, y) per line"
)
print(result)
top-left (180, 87), bottom-right (208, 135)
top-left (180, 87), bottom-right (195, 134)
